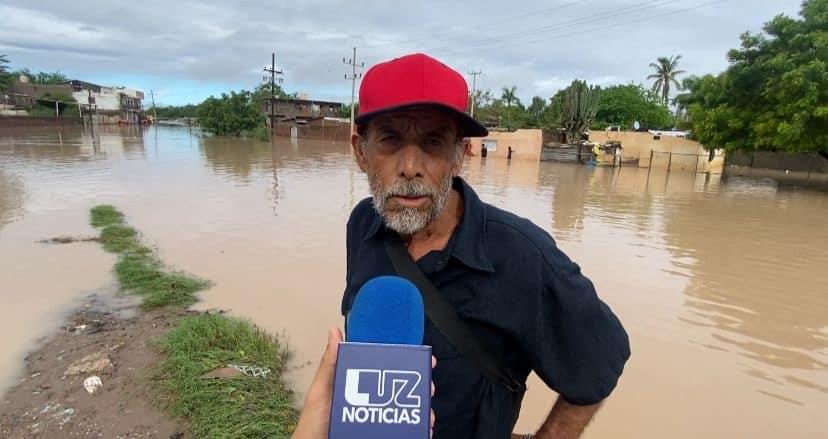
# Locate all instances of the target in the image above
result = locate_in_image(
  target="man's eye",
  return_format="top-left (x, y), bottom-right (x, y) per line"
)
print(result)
top-left (425, 138), bottom-right (443, 147)
top-left (380, 135), bottom-right (396, 142)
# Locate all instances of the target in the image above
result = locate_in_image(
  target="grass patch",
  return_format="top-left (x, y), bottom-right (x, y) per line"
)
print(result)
top-left (91, 205), bottom-right (209, 309)
top-left (90, 205), bottom-right (125, 227)
top-left (113, 254), bottom-right (207, 309)
top-left (89, 205), bottom-right (299, 436)
top-left (99, 225), bottom-right (141, 253)
top-left (155, 314), bottom-right (299, 438)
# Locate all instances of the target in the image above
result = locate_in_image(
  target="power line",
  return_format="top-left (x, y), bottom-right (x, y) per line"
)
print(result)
top-left (343, 47), bottom-right (364, 135)
top-left (468, 69), bottom-right (483, 118)
top-left (360, 0), bottom-right (588, 49)
top-left (263, 52), bottom-right (284, 134)
top-left (430, 0), bottom-right (679, 54)
top-left (443, 0), bottom-right (728, 56)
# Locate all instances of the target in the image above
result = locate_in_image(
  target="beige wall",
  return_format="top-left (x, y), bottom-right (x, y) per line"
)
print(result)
top-left (589, 131), bottom-right (724, 173)
top-left (468, 129), bottom-right (542, 161)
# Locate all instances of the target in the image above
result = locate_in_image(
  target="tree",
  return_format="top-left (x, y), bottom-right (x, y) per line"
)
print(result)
top-left (594, 84), bottom-right (674, 130)
top-left (0, 54), bottom-right (10, 91)
top-left (557, 80), bottom-right (601, 143)
top-left (647, 55), bottom-right (685, 105)
top-left (197, 90), bottom-right (265, 137)
top-left (525, 96), bottom-right (548, 128)
top-left (686, 0), bottom-right (828, 153)
top-left (500, 86), bottom-right (521, 129)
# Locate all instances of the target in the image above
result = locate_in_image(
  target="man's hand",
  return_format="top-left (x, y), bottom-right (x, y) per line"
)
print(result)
top-left (291, 328), bottom-right (437, 439)
top-left (292, 327), bottom-right (342, 439)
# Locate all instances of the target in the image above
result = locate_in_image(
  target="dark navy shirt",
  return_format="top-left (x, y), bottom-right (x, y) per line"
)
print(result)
top-left (342, 177), bottom-right (630, 439)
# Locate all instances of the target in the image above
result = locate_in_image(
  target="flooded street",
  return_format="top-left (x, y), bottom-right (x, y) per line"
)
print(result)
top-left (1, 126), bottom-right (826, 438)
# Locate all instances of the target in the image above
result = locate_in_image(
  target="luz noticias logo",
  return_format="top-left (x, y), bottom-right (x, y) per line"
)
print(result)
top-left (341, 369), bottom-right (422, 425)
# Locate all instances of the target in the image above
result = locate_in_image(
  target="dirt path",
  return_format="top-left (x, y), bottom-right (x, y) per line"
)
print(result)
top-left (0, 294), bottom-right (188, 438)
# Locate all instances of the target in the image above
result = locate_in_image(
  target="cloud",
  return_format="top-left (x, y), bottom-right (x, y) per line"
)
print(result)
top-left (0, 0), bottom-right (804, 105)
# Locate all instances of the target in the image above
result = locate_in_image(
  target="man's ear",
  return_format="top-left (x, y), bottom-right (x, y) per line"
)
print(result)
top-left (351, 133), bottom-right (368, 173)
top-left (452, 139), bottom-right (470, 176)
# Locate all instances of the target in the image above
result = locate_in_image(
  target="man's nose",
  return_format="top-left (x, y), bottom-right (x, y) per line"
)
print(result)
top-left (396, 143), bottom-right (425, 179)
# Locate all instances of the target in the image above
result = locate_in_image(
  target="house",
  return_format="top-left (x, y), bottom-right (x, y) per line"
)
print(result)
top-left (261, 97), bottom-right (343, 124)
top-left (4, 76), bottom-right (144, 123)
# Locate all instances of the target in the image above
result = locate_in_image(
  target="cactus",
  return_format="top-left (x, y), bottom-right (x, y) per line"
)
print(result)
top-left (561, 80), bottom-right (601, 143)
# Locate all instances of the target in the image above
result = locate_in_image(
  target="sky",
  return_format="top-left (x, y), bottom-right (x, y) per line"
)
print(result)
top-left (0, 0), bottom-right (804, 107)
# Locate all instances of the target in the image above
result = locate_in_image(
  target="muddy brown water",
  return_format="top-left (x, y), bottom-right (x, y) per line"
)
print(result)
top-left (1, 126), bottom-right (826, 438)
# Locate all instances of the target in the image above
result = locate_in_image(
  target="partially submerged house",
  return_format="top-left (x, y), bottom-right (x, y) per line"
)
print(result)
top-left (4, 76), bottom-right (144, 123)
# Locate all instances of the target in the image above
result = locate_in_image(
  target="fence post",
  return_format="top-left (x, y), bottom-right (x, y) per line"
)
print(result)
top-left (695, 154), bottom-right (699, 174)
top-left (667, 152), bottom-right (673, 173)
top-left (649, 149), bottom-right (654, 168)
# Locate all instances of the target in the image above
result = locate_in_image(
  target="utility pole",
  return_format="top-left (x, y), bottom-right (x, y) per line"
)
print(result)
top-left (468, 69), bottom-right (482, 118)
top-left (150, 89), bottom-right (157, 120)
top-left (343, 47), bottom-right (364, 135)
top-left (263, 53), bottom-right (284, 135)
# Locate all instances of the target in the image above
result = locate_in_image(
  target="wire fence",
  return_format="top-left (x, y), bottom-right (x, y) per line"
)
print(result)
top-left (553, 145), bottom-right (722, 174)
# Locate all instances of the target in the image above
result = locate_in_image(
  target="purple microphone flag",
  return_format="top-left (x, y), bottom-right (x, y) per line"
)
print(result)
top-left (329, 342), bottom-right (432, 439)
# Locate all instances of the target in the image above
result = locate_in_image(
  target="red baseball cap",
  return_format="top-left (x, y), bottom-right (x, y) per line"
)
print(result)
top-left (356, 53), bottom-right (488, 137)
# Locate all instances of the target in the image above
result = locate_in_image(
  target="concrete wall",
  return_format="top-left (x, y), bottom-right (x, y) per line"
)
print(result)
top-left (467, 129), bottom-right (543, 161)
top-left (589, 131), bottom-right (724, 173)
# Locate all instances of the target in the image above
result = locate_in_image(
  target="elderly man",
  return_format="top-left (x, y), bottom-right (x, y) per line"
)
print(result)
top-left (295, 53), bottom-right (629, 439)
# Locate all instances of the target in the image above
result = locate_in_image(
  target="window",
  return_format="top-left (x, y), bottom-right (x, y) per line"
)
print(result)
top-left (482, 139), bottom-right (497, 151)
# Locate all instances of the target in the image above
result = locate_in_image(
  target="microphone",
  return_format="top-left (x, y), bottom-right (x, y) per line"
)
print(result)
top-left (329, 276), bottom-right (432, 439)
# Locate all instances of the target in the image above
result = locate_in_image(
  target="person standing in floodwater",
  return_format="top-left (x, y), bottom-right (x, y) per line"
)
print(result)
top-left (507, 146), bottom-right (514, 160)
top-left (481, 144), bottom-right (488, 158)
top-left (293, 52), bottom-right (630, 439)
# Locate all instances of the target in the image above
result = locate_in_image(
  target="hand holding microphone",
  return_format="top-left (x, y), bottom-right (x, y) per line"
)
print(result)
top-left (292, 276), bottom-right (436, 439)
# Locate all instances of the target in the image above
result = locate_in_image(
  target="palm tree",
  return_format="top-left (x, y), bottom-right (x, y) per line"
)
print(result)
top-left (0, 54), bottom-right (9, 74)
top-left (501, 86), bottom-right (519, 128)
top-left (648, 55), bottom-right (685, 106)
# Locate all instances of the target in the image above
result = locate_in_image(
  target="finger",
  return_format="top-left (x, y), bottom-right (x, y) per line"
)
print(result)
top-left (430, 409), bottom-right (435, 428)
top-left (431, 355), bottom-right (437, 369)
top-left (310, 327), bottom-right (342, 389)
top-left (431, 381), bottom-right (435, 397)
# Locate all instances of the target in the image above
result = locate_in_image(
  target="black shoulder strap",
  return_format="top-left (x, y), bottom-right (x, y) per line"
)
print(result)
top-left (384, 235), bottom-right (525, 393)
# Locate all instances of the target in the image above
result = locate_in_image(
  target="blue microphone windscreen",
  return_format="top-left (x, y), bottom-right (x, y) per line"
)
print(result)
top-left (347, 276), bottom-right (425, 345)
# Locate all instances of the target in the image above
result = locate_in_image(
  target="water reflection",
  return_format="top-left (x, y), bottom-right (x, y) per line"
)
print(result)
top-left (0, 169), bottom-right (24, 230)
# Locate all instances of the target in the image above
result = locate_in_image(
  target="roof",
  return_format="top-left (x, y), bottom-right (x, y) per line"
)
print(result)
top-left (266, 97), bottom-right (343, 107)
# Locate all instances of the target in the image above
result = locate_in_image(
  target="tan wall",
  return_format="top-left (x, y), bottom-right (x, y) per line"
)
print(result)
top-left (468, 129), bottom-right (542, 161)
top-left (589, 131), bottom-right (724, 173)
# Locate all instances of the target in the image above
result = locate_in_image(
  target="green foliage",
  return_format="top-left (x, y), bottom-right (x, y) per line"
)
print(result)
top-left (686, 0), bottom-right (828, 153)
top-left (88, 206), bottom-right (298, 436)
top-left (500, 86), bottom-right (522, 130)
top-left (13, 68), bottom-right (68, 85)
top-left (29, 92), bottom-right (79, 117)
top-left (156, 314), bottom-right (299, 438)
top-left (241, 124), bottom-right (271, 142)
top-left (198, 90), bottom-right (266, 136)
top-left (594, 84), bottom-right (675, 130)
top-left (647, 55), bottom-right (685, 105)
top-left (0, 54), bottom-right (9, 91)
top-left (152, 104), bottom-right (199, 119)
top-left (90, 205), bottom-right (125, 227)
top-left (525, 96), bottom-right (548, 128)
top-left (100, 225), bottom-right (141, 253)
top-left (339, 102), bottom-right (359, 119)
top-left (558, 80), bottom-right (602, 143)
top-left (252, 83), bottom-right (292, 109)
top-left (90, 205), bottom-right (208, 309)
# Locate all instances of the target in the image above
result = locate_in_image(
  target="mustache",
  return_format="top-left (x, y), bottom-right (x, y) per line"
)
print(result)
top-left (380, 180), bottom-right (438, 201)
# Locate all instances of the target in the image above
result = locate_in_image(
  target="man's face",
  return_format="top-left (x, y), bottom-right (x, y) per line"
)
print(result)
top-left (352, 108), bottom-right (466, 235)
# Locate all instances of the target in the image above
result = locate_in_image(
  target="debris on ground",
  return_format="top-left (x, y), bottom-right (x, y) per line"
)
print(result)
top-left (65, 351), bottom-right (112, 376)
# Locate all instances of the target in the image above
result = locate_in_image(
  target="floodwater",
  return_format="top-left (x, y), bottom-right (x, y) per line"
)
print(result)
top-left (1, 126), bottom-right (826, 438)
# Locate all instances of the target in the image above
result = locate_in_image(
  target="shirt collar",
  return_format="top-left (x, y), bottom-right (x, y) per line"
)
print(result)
top-left (364, 177), bottom-right (495, 273)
